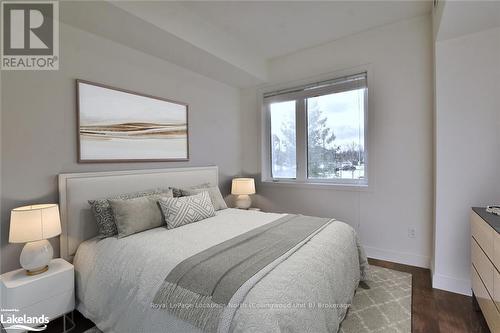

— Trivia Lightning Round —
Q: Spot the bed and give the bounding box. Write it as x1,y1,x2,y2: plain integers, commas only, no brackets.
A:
59,166,368,333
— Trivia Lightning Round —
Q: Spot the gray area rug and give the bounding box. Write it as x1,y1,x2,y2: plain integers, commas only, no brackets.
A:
84,266,412,333
340,266,412,333
83,327,102,333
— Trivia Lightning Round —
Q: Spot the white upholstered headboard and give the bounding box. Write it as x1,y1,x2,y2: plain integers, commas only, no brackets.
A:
58,166,219,261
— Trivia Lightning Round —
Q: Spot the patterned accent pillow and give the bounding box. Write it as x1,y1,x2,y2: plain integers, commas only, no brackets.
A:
158,191,216,229
88,188,172,238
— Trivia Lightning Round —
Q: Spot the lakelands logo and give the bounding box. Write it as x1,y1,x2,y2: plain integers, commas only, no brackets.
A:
1,308,49,331
1,1,59,70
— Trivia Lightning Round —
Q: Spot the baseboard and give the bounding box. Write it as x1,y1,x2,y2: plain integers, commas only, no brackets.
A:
364,245,472,296
432,272,471,296
364,245,430,269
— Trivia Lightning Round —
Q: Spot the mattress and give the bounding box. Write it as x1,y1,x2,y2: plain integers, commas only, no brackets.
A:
74,208,368,333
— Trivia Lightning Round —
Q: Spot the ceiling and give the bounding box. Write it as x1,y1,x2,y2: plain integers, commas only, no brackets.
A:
68,1,432,87
435,1,500,41
182,1,432,59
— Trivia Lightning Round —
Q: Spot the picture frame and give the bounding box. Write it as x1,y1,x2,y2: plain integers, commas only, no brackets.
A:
76,79,189,163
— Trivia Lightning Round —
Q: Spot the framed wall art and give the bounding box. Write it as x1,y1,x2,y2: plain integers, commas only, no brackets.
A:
76,80,189,162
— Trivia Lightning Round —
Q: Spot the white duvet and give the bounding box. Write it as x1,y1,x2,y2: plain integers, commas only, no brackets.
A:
74,209,368,333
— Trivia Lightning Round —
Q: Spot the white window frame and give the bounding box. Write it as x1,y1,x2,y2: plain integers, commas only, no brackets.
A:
261,72,369,188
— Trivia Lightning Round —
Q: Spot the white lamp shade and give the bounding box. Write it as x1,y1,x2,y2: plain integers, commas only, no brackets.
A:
231,178,256,195
9,204,62,243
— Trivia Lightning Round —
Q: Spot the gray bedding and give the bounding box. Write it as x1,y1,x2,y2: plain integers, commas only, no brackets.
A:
153,215,333,331
74,209,369,333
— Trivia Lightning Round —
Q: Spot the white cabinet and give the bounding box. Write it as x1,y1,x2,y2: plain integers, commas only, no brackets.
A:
0,258,75,331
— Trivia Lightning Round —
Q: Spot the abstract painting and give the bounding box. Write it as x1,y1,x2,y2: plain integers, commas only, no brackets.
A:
77,80,188,162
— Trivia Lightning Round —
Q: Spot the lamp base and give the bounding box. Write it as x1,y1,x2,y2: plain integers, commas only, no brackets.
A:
235,194,252,209
26,265,49,276
20,239,53,275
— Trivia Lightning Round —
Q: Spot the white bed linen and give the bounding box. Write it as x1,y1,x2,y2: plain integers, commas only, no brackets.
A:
74,209,366,333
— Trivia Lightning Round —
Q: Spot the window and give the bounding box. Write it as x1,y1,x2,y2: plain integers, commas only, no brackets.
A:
270,101,296,179
263,72,368,186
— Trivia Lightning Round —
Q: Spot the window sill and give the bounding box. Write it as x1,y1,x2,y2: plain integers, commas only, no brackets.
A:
260,179,371,192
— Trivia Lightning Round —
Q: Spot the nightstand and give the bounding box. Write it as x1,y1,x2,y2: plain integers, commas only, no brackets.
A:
0,258,75,332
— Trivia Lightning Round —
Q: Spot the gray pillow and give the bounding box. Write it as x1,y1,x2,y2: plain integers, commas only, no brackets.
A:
108,197,164,238
170,187,183,198
158,191,216,229
170,183,211,198
178,184,228,210
88,188,172,238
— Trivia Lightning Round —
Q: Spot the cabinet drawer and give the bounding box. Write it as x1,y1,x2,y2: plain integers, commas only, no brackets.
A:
472,211,494,259
0,263,73,310
494,232,500,271
10,289,74,330
495,269,500,313
472,238,495,295
472,266,500,332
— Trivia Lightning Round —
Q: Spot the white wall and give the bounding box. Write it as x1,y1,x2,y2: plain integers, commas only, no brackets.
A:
241,15,434,268
433,27,500,295
1,23,242,273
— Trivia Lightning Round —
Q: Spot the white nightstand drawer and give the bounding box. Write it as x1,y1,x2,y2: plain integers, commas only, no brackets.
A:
0,259,74,311
19,289,75,321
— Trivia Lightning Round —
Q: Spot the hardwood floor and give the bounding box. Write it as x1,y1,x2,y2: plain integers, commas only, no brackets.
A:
45,258,490,333
369,258,490,333
45,311,94,333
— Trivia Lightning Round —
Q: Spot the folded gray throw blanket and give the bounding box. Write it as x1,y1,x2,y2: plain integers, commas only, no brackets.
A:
152,214,333,331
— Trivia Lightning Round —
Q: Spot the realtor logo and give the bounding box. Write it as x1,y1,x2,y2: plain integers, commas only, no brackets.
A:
1,1,59,70
1,308,49,331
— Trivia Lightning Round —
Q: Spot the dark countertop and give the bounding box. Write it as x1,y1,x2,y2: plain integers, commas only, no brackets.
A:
473,207,500,233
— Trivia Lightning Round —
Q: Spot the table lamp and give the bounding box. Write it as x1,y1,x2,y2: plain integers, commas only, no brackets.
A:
9,204,62,275
231,178,256,209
